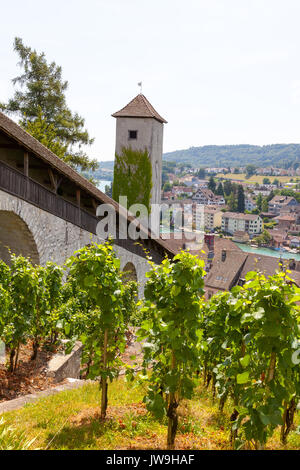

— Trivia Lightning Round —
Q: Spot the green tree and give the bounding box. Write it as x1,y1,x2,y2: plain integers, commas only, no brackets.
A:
0,255,37,372
163,182,172,192
208,175,216,193
138,252,205,449
104,182,112,198
216,182,224,196
253,229,272,246
197,168,206,179
261,197,269,212
21,109,66,160
245,165,256,179
256,193,263,211
263,178,271,185
30,262,63,360
1,37,98,173
228,191,237,211
237,185,245,213
223,180,233,196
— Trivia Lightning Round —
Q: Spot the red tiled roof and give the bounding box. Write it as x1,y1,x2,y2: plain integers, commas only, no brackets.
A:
222,212,260,221
269,195,296,205
275,215,296,221
205,251,247,290
112,94,167,123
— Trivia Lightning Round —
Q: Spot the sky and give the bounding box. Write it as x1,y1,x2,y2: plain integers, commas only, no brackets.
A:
1,0,300,161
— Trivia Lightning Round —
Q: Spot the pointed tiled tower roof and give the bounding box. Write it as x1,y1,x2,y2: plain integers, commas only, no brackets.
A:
112,94,167,123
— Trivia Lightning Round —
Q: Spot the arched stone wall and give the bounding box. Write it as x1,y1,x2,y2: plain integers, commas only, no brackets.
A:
0,210,40,265
0,189,150,296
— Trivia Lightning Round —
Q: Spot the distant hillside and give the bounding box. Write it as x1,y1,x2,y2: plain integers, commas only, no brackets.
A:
97,161,114,170
163,144,300,168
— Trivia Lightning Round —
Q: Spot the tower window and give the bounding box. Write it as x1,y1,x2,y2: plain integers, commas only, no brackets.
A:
128,130,138,140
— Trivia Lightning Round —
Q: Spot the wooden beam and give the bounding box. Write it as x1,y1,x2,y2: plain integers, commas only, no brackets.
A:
76,189,81,226
0,143,21,149
48,168,58,193
17,163,45,170
91,199,99,210
47,169,63,194
24,152,29,177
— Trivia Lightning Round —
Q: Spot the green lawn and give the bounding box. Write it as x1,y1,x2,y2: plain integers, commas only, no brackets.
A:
1,379,299,450
217,173,296,185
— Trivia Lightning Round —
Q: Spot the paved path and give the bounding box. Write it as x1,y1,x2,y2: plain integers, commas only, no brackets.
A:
0,331,144,415
0,378,88,414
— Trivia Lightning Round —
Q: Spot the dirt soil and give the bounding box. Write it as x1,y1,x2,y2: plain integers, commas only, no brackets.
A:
0,341,63,403
0,329,143,404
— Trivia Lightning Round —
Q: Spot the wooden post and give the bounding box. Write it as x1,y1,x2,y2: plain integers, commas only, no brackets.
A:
92,198,98,214
167,352,178,449
24,152,29,198
48,168,57,193
101,329,108,419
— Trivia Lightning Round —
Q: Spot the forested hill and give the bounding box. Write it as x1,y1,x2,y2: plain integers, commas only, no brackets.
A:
163,144,300,168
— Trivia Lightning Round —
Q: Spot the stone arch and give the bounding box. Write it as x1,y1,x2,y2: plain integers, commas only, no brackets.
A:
0,210,40,265
122,261,138,283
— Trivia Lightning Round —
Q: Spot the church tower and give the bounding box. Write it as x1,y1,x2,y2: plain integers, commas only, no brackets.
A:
112,94,167,208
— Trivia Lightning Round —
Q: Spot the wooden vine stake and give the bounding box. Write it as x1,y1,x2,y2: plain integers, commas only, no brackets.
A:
101,328,108,419
167,352,178,450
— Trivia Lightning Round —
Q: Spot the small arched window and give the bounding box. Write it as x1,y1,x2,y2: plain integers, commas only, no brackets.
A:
122,262,138,283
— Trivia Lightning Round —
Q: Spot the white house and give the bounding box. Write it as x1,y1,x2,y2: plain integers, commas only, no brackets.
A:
245,196,257,212
222,212,263,236
192,188,225,205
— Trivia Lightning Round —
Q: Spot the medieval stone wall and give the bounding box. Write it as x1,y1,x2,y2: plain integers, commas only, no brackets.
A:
0,189,149,296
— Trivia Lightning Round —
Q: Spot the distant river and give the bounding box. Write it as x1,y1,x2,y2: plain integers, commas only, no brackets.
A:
96,180,111,192
234,243,300,261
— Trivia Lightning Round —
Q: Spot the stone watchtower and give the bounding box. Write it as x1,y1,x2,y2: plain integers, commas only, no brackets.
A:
112,94,167,208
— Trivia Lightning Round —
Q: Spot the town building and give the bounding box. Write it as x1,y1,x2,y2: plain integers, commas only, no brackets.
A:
192,205,223,231
232,231,250,243
290,237,300,248
192,187,225,205
245,196,257,212
171,186,194,197
221,212,262,236
275,215,296,231
268,195,298,215
112,93,167,208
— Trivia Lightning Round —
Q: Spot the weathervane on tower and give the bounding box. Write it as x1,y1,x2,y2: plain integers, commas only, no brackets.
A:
137,81,142,94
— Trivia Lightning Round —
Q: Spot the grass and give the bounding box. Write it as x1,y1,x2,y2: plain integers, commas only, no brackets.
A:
1,378,299,450
217,173,297,185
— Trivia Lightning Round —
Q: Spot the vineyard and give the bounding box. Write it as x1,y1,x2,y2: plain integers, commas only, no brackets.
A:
0,241,299,450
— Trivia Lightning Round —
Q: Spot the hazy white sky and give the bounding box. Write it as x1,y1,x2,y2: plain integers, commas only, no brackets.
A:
1,0,300,161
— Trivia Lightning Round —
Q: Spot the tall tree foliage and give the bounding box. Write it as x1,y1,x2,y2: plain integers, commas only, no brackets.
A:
237,185,245,212
1,38,98,173
216,182,224,196
208,175,216,193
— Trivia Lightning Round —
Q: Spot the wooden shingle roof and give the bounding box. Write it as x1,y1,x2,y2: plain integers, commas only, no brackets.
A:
0,110,175,258
112,94,167,123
